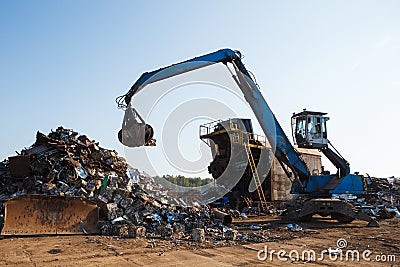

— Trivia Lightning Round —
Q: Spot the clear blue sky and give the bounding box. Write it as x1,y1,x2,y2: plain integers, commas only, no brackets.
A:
1,1,399,178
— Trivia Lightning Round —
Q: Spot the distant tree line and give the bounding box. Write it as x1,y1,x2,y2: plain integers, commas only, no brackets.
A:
153,174,214,187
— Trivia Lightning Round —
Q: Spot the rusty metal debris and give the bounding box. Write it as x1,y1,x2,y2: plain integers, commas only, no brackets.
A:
212,208,232,225
191,228,205,242
0,127,230,238
0,126,398,241
332,176,400,220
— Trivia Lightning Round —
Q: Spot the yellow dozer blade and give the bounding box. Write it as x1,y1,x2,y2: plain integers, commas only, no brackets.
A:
1,194,99,236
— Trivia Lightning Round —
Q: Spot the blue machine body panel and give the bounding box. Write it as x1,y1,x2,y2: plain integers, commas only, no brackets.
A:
302,174,365,194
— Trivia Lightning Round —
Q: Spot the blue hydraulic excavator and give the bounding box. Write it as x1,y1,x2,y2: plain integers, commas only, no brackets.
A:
116,48,378,226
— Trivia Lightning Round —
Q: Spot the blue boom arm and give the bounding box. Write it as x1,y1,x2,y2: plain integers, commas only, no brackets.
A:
120,49,242,107
117,49,314,191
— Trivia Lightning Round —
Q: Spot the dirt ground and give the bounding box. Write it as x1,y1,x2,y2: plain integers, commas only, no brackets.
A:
0,216,399,266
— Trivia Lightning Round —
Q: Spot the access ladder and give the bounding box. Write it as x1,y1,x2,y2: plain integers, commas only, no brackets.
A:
244,143,268,212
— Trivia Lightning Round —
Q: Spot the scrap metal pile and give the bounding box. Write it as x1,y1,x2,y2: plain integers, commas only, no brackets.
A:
365,177,400,218
333,176,400,219
0,127,132,201
1,127,399,239
0,127,238,240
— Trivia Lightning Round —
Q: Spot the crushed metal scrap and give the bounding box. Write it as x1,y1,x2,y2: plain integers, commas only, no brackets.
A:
0,127,399,240
0,127,233,240
334,176,400,219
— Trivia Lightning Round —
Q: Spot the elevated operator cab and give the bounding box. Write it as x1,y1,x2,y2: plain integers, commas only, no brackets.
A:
292,109,329,149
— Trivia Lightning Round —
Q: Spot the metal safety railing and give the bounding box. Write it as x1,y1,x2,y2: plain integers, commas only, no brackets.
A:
199,119,270,148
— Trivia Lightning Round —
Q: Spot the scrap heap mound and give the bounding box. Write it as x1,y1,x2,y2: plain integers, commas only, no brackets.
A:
355,177,400,219
0,127,129,199
0,127,216,238
2,127,398,240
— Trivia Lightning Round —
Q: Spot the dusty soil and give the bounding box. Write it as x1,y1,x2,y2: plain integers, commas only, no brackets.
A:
0,217,399,266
